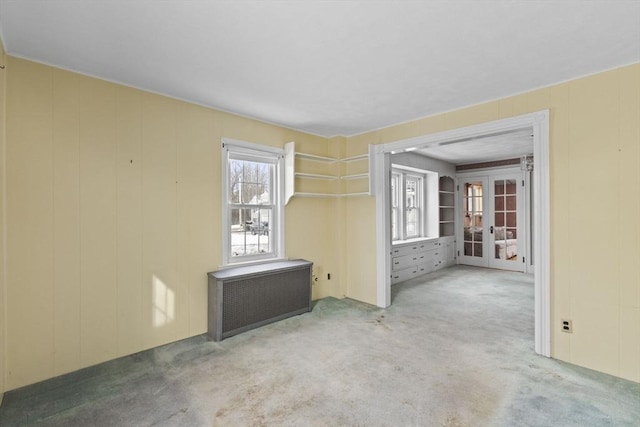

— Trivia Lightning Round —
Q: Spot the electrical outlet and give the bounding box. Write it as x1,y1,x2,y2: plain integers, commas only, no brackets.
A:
561,319,573,333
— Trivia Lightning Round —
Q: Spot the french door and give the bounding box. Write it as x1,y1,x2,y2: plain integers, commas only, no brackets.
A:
457,171,525,272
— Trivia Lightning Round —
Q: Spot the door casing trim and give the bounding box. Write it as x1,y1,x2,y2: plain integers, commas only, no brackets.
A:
371,110,551,357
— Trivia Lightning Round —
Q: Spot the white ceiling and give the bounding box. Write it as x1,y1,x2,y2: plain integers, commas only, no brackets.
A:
414,129,533,165
0,1,639,137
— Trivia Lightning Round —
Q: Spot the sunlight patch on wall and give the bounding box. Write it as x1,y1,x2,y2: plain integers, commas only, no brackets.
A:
152,275,175,327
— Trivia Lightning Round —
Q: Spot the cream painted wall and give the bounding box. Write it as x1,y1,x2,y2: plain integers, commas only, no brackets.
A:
2,56,340,391
0,40,7,397
346,63,640,383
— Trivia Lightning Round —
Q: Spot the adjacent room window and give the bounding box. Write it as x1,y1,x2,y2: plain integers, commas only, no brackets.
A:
391,172,400,240
222,138,284,265
391,167,424,241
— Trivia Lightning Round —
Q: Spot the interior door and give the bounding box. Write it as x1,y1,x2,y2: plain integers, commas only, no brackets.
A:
458,177,488,267
457,172,525,272
488,175,524,271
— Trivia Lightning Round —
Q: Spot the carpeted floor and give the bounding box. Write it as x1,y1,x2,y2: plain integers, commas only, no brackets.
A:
1,265,638,426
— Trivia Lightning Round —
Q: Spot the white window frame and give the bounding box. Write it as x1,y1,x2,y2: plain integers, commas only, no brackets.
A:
221,138,285,266
391,172,401,240
391,166,425,241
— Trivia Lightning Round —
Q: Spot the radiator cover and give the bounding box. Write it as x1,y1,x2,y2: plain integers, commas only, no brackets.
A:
207,259,313,341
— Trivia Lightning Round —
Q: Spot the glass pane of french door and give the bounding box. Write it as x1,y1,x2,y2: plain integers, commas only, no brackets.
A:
493,179,518,262
463,181,484,258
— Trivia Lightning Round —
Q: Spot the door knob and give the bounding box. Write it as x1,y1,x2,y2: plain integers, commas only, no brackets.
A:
490,226,494,234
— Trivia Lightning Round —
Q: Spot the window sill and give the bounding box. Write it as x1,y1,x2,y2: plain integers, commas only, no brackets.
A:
219,257,289,270
392,236,438,246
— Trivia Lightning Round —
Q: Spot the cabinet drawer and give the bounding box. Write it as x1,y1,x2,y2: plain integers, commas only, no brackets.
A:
392,253,419,270
391,244,420,257
416,248,438,264
391,240,440,257
391,266,418,284
416,262,436,276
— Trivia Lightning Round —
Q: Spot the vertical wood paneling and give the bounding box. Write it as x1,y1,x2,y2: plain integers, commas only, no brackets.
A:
115,87,144,356
5,59,55,388
442,102,501,131
567,72,621,376
176,105,193,335
179,105,217,335
571,302,620,377
79,77,118,368
141,94,180,349
617,64,640,382
547,83,571,361
617,64,640,310
52,69,81,375
497,94,529,118
0,41,7,394
568,72,620,307
344,197,377,304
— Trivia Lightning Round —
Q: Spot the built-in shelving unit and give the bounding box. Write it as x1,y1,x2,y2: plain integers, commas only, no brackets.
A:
439,176,455,237
285,142,371,203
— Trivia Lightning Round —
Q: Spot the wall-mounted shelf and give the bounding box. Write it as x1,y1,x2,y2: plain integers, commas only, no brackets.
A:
285,141,372,203
295,172,337,180
294,152,336,162
340,173,369,180
341,153,368,162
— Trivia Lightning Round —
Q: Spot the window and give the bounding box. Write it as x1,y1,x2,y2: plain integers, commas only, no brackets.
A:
391,173,400,240
391,167,425,241
222,138,284,265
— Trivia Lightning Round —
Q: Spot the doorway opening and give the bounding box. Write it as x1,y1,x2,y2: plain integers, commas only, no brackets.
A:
371,111,550,357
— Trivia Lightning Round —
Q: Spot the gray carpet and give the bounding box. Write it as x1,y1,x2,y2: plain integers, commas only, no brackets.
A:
1,265,638,426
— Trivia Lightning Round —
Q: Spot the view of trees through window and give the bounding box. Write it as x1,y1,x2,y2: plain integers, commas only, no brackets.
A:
228,158,273,257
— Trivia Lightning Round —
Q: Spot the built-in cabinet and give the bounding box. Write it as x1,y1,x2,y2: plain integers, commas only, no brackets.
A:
439,176,455,237
391,236,456,284
391,174,456,285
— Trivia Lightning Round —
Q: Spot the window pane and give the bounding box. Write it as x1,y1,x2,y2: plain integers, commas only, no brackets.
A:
229,158,272,204
405,179,417,208
474,243,483,258
391,174,399,208
406,208,417,237
391,208,398,240
230,208,272,257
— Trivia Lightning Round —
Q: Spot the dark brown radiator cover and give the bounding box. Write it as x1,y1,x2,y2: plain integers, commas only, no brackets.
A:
207,259,313,341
